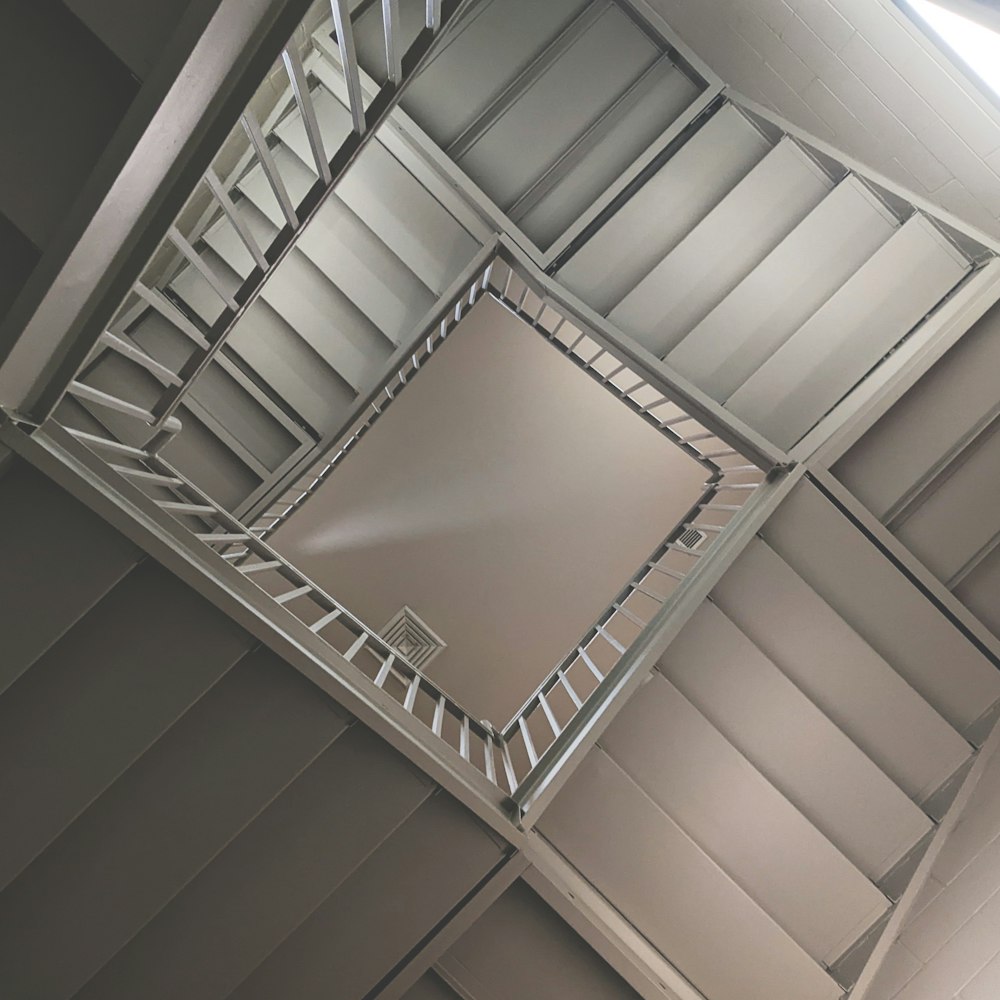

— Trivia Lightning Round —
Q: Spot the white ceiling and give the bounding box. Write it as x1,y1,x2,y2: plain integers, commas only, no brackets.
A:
648,0,1000,240
271,296,706,725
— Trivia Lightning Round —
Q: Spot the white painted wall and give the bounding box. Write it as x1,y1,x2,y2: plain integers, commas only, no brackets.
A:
866,734,1000,999
646,0,1000,239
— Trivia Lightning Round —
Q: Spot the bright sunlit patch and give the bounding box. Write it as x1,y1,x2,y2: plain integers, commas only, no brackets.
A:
910,1,1000,98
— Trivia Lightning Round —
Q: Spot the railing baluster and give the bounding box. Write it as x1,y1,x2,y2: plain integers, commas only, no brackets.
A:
432,695,446,736
167,226,238,311
241,110,299,227
68,381,182,433
240,559,283,575
426,0,441,30
99,331,181,386
204,167,268,271
538,691,561,738
275,584,312,605
196,532,251,544
501,740,518,794
403,673,421,712
460,715,471,760
577,646,604,682
484,735,497,784
157,500,218,515
558,669,583,710
344,632,368,662
282,46,332,184
612,602,647,629
647,561,685,581
108,465,183,486
595,624,626,654
374,653,395,687
330,0,367,134
65,427,149,460
310,607,343,631
518,716,539,767
382,0,402,83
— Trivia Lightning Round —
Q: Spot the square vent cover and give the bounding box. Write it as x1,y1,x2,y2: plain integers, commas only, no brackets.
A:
677,527,707,550
380,606,447,670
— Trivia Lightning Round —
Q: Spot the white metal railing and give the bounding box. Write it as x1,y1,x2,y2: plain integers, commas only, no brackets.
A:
49,0,474,454
58,422,507,787
247,257,498,541
48,244,772,814
499,463,763,790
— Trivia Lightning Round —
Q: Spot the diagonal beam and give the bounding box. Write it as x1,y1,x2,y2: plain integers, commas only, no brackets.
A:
522,833,707,1000
365,851,529,1000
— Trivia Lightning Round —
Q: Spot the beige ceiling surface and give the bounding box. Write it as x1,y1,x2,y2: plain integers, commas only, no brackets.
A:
271,296,706,724
649,0,1000,241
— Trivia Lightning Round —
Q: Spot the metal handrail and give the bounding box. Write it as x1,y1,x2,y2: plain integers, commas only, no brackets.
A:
46,0,477,446
499,464,764,781
247,256,497,540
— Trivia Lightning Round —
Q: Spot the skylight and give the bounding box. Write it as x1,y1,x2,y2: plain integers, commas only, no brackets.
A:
909,1,1000,98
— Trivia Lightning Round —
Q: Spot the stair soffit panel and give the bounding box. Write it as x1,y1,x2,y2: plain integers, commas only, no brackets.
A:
350,0,711,254
537,748,844,1000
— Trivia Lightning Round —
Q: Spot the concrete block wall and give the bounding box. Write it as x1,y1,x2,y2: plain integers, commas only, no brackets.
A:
647,0,1000,240
867,739,1000,999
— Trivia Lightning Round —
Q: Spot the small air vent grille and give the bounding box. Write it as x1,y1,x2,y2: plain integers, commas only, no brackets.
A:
380,606,447,669
677,527,707,550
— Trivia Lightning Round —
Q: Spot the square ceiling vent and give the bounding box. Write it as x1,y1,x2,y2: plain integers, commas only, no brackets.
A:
381,606,447,670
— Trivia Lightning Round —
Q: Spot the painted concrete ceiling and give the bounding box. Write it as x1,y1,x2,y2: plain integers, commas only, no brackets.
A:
271,295,706,724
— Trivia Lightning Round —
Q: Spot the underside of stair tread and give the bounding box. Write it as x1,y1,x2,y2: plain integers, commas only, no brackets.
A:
443,880,645,1000
453,3,662,212
0,648,351,1000
72,725,438,1000
124,312,301,472
557,103,773,315
226,794,505,1000
608,137,834,358
666,174,900,402
711,536,971,802
600,671,890,964
368,0,712,250
0,461,141,698
273,84,479,294
659,600,934,881
206,187,434,354
894,422,1000,583
726,215,972,449
513,58,700,248
538,749,844,1000
79,311,297,508
0,561,253,896
391,0,593,148
227,299,356,437
763,481,1000,732
832,300,1000,521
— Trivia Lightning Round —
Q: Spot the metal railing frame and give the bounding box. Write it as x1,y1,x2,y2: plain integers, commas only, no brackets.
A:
21,0,478,452
34,233,781,825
